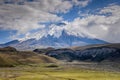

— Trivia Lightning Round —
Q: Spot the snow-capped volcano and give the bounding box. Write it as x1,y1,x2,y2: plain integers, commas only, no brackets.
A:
0,28,107,50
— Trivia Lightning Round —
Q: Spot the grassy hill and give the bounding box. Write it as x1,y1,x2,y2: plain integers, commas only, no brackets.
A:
0,47,58,67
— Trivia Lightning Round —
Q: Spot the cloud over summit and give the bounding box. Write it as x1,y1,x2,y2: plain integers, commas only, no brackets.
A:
0,0,120,43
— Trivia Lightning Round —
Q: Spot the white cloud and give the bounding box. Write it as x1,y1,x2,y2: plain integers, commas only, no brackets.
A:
25,0,73,13
72,0,91,7
0,0,91,34
3,0,120,43
65,5,120,43
0,4,62,33
13,4,120,43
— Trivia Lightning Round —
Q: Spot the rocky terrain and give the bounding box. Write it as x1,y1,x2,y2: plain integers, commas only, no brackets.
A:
34,43,120,62
34,43,120,71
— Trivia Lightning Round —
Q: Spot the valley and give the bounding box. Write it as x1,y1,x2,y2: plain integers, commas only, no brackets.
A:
0,0,120,80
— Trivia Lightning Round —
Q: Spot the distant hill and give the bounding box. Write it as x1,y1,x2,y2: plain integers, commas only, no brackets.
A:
34,43,120,63
71,43,120,50
0,47,57,67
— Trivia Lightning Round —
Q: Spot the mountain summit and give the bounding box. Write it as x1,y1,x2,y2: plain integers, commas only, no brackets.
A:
0,29,107,50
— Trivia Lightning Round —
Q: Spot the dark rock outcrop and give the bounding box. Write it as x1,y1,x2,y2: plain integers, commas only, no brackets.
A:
33,47,55,54
34,46,120,62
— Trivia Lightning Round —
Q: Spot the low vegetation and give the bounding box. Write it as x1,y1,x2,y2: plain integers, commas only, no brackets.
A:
45,63,59,68
0,63,120,80
0,46,120,80
0,47,58,67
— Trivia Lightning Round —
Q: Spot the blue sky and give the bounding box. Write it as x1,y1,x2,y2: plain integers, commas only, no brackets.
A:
0,0,120,44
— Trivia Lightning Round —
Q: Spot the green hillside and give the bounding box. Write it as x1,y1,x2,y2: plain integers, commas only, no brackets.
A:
0,47,57,67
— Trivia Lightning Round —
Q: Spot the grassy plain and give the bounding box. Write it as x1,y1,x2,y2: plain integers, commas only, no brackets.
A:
0,63,120,80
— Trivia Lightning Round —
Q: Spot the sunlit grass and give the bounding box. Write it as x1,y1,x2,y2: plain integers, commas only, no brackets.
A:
0,64,120,80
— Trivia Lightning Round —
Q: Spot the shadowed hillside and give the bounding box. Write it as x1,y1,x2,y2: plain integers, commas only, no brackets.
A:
33,43,120,71
34,43,120,62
